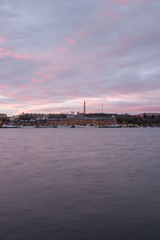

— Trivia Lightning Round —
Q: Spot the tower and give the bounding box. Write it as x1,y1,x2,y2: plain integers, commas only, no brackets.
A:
84,101,86,115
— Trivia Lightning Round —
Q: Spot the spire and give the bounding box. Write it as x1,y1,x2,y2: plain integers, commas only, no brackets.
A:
84,101,86,115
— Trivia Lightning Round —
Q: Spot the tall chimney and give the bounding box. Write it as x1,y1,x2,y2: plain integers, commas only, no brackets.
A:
84,101,86,115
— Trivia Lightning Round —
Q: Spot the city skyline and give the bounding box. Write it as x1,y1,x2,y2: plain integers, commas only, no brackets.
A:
0,0,160,116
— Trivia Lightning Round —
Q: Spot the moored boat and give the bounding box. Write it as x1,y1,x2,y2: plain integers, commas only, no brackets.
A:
2,124,17,128
105,124,121,128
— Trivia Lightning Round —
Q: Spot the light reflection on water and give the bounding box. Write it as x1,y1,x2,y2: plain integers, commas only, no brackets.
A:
0,128,160,240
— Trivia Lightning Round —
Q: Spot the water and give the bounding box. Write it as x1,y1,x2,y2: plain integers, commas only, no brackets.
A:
0,128,160,240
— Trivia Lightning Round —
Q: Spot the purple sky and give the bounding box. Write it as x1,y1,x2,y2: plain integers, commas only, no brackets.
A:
0,0,160,116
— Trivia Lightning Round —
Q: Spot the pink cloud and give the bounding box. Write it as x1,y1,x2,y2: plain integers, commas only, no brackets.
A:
115,0,155,7
0,37,5,42
0,48,32,60
34,72,57,80
12,53,30,60
77,28,88,38
63,37,76,47
0,47,49,62
0,85,10,89
31,78,46,84
67,37,76,46
31,72,58,83
56,46,71,54
0,47,10,58
123,106,160,113
4,92,15,97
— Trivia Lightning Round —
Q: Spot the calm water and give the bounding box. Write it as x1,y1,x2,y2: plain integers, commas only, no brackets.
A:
0,128,160,240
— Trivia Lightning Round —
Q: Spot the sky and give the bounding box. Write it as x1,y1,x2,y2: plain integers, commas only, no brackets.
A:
0,0,160,116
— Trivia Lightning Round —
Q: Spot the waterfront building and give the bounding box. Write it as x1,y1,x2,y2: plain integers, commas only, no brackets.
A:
45,115,117,126
0,113,7,119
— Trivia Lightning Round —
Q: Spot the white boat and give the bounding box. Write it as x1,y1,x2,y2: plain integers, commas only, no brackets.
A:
22,126,37,128
105,124,121,128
